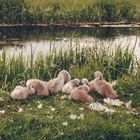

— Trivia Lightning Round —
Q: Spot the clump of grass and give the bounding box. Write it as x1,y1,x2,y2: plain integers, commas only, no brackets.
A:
69,45,136,81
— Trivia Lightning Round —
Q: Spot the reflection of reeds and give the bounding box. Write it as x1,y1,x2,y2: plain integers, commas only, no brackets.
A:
0,44,137,90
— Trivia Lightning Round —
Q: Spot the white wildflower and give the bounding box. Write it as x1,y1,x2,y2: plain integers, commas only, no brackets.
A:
133,124,136,127
0,97,4,102
127,110,138,115
126,111,130,114
130,93,133,97
69,114,77,120
60,132,64,136
18,108,23,113
77,113,84,120
62,122,68,126
47,115,53,119
79,107,84,112
50,107,55,111
37,103,42,109
132,111,139,115
0,110,5,115
104,108,115,113
60,94,67,99
125,100,132,109
111,80,117,86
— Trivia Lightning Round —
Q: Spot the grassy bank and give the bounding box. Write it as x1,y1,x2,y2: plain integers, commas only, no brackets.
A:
0,0,140,24
27,0,140,9
0,45,140,139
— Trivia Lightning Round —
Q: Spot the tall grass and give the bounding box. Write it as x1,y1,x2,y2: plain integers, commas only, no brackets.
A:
0,44,137,91
0,0,140,24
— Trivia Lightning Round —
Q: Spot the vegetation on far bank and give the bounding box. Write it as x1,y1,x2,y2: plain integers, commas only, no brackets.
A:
0,45,140,139
0,0,140,24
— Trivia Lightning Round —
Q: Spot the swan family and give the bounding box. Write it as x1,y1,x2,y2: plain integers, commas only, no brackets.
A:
11,70,118,104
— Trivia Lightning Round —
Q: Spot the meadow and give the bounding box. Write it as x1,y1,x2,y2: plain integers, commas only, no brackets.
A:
0,45,140,139
0,0,140,24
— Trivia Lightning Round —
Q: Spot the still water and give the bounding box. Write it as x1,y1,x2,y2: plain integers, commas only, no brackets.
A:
0,26,140,59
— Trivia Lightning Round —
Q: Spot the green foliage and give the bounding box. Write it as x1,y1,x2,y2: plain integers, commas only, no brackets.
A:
0,0,26,23
0,0,139,23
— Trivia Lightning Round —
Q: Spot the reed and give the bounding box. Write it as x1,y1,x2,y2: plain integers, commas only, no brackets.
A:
0,44,137,90
0,0,140,24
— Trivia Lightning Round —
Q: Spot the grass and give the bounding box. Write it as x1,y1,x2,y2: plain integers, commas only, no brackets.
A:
0,0,140,24
0,44,140,139
27,0,140,11
0,93,140,140
25,0,140,22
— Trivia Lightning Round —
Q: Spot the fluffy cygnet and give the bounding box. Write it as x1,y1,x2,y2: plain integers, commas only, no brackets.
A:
62,78,80,94
94,71,103,80
47,70,71,94
70,85,94,103
82,78,96,92
26,79,49,96
11,86,35,100
92,71,118,99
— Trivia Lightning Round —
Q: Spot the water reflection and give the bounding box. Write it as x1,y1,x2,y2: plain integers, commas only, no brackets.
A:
0,26,140,39
0,26,140,59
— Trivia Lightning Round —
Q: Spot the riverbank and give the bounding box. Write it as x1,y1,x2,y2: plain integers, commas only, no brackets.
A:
0,46,140,139
0,0,140,24
0,22,140,28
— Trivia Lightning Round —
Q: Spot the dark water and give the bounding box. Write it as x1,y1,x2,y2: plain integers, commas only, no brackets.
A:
0,26,140,59
1,25,140,39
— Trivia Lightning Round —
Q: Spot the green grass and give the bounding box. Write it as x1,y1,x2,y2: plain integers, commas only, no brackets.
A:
0,44,140,139
0,0,140,23
129,0,140,9
0,92,140,140
27,0,140,10
27,0,96,10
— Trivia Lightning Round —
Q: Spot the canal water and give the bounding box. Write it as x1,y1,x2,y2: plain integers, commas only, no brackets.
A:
0,26,140,59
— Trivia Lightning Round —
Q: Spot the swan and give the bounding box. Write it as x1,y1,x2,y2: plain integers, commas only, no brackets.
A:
26,79,49,96
11,86,35,100
47,70,71,94
62,78,80,94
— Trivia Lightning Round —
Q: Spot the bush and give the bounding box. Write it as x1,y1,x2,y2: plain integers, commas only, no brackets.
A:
0,0,27,23
0,0,139,23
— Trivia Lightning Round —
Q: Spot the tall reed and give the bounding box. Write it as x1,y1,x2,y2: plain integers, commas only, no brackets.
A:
0,44,137,90
0,0,139,24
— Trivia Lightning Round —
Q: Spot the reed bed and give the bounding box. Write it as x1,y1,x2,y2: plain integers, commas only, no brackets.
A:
0,0,140,24
0,44,137,91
